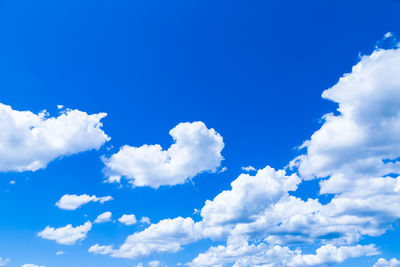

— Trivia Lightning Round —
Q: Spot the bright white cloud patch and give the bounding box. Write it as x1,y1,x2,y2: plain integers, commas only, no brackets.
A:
374,258,400,267
241,165,256,172
94,212,112,224
89,47,400,266
89,217,202,258
102,121,224,188
38,221,92,245
190,243,377,267
21,264,46,267
55,194,113,210
0,104,109,172
0,257,9,266
140,216,151,224
118,214,137,225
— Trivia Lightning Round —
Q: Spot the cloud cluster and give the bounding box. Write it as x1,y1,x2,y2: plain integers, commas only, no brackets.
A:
56,194,113,210
0,104,109,172
102,121,224,188
89,47,400,266
38,221,92,245
0,258,9,266
374,258,400,267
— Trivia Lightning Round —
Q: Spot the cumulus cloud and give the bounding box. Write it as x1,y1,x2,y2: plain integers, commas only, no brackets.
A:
374,258,400,267
241,165,256,172
94,212,112,224
102,121,224,188
89,217,202,258
0,104,109,172
90,47,400,266
38,221,92,245
140,216,151,224
190,243,377,266
118,214,137,225
55,194,113,210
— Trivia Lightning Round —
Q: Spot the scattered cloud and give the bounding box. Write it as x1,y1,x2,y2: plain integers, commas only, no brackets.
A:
219,167,228,173
374,258,400,267
55,194,113,210
118,214,137,226
94,211,112,224
38,221,92,245
140,216,151,224
102,121,224,188
55,250,65,255
241,165,256,172
21,265,45,267
0,104,109,172
89,217,202,258
9,180,15,185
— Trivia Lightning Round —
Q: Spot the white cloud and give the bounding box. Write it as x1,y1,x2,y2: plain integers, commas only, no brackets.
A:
21,265,45,267
219,167,228,173
374,258,400,267
201,166,300,238
55,250,65,255
0,104,109,172
102,121,224,188
148,261,160,267
241,165,256,172
89,47,400,267
190,243,377,266
0,257,9,266
291,47,400,183
38,221,92,245
89,217,202,259
140,216,151,224
94,211,112,224
55,194,113,210
9,180,15,185
118,214,137,225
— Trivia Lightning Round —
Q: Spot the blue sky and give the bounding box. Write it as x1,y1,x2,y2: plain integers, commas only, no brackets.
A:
1,0,400,266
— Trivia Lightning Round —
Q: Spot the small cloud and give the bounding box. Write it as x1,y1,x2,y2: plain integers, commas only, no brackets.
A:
140,216,151,224
55,250,65,255
57,105,64,110
241,165,256,172
148,261,160,267
384,32,393,39
94,212,112,224
9,180,15,185
0,257,10,266
219,167,228,173
119,214,137,225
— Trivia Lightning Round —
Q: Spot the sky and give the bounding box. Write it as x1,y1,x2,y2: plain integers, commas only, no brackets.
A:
1,0,400,266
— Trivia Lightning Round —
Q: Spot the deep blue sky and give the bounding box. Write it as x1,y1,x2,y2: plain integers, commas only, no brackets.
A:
0,0,399,266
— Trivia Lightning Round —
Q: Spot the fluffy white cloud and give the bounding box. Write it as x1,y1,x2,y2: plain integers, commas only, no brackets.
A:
102,121,224,188
89,217,202,259
55,194,113,210
0,258,9,266
118,214,137,225
0,104,109,172
21,265,45,267
140,216,151,224
38,221,92,245
291,47,400,182
241,165,256,172
94,211,112,224
190,243,377,267
374,258,400,267
200,166,300,238
89,47,400,267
